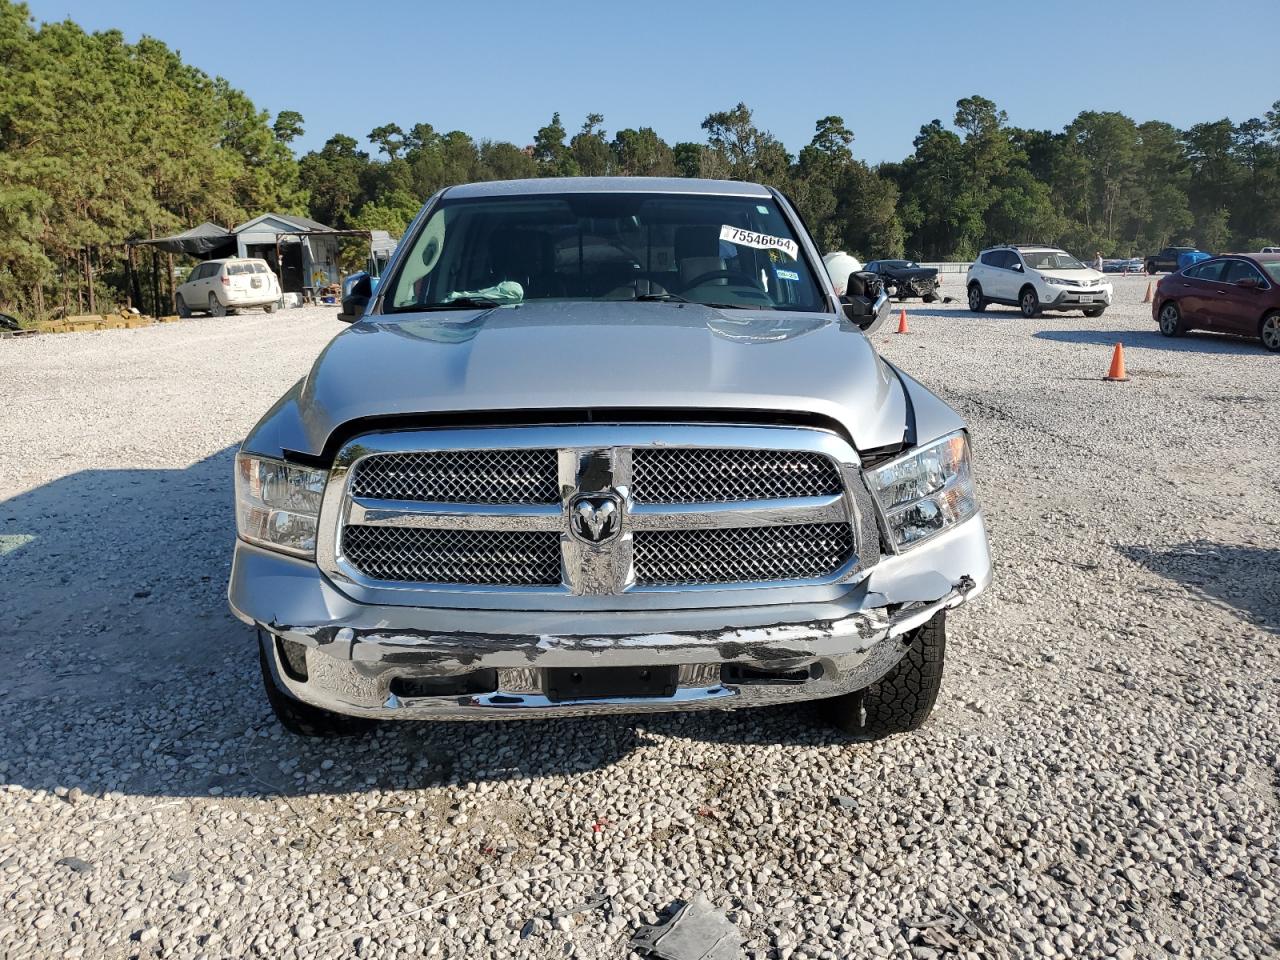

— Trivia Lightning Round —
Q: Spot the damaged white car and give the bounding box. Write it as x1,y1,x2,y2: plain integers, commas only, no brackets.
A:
228,177,992,739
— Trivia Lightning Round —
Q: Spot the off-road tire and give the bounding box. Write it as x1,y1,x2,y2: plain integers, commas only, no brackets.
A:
1260,311,1280,352
258,637,377,738
1158,301,1184,338
1019,286,1041,318
176,295,191,319
1084,307,1106,318
823,611,946,740
208,294,226,318
967,283,987,313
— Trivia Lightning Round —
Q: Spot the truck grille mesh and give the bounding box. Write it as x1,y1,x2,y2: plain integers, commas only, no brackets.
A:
349,449,559,504
631,448,842,503
341,525,562,585
633,523,854,585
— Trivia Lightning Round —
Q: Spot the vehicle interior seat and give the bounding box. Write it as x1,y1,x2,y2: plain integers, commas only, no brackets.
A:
675,225,727,287
488,229,564,298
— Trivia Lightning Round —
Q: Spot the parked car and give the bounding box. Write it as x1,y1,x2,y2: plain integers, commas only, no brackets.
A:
863,259,940,302
1261,246,1280,254
176,258,280,317
228,176,992,741
1144,246,1201,274
966,245,1113,318
1153,253,1280,351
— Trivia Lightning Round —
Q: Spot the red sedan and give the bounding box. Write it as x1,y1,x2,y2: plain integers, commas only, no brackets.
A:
1153,253,1280,352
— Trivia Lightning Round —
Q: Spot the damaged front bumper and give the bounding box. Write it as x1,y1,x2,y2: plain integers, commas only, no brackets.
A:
228,514,992,720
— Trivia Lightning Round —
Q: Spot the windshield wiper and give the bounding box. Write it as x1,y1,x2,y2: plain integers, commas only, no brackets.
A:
632,292,689,303
416,296,507,311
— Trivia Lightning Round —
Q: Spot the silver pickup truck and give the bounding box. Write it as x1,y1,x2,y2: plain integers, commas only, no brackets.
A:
228,177,991,740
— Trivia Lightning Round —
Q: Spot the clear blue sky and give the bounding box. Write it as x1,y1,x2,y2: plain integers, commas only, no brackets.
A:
24,0,1280,163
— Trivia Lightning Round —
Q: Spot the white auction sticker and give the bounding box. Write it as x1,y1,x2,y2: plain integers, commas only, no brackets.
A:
719,225,799,260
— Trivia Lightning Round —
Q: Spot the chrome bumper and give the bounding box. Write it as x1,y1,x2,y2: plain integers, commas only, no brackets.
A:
229,514,991,720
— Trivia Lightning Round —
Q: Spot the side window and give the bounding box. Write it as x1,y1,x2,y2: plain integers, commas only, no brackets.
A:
1188,261,1224,282
1220,260,1263,285
979,251,1001,267
1000,251,1021,270
191,264,208,281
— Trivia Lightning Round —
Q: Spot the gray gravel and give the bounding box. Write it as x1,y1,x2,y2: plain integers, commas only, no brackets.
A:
1,284,1278,959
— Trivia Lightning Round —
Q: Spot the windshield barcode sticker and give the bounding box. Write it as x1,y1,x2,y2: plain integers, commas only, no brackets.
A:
719,225,799,260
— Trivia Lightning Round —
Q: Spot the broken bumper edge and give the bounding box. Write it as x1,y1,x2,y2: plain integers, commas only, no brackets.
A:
230,514,991,720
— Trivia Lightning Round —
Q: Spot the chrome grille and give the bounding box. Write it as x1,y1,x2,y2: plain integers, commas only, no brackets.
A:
633,523,854,585
341,525,561,585
631,448,842,503
350,449,558,504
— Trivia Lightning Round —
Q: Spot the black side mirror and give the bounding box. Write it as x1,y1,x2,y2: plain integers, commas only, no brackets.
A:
338,273,372,323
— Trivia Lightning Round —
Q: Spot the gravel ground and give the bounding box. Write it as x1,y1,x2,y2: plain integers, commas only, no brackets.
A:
1,280,1277,960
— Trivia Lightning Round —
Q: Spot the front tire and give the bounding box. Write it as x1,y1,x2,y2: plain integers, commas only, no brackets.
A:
967,283,987,313
263,303,276,314
1084,307,1105,318
1260,311,1280,352
1019,286,1041,318
1158,301,1184,338
258,636,377,738
208,294,226,318
823,612,947,740
176,295,191,319
922,293,938,304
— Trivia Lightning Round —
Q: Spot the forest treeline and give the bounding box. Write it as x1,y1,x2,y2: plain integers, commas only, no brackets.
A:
3,0,1279,321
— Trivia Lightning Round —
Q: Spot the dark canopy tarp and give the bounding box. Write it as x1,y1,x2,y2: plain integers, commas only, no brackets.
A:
131,222,234,257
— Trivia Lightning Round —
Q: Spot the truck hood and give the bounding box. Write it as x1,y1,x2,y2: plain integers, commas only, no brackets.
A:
247,301,914,458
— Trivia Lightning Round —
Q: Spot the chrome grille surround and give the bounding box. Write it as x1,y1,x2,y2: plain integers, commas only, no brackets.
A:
318,425,879,611
631,448,842,503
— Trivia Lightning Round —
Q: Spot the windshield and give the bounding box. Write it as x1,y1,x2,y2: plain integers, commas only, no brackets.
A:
883,260,920,269
1023,250,1086,270
383,193,825,313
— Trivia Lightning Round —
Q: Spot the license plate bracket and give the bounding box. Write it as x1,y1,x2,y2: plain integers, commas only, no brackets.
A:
544,666,679,702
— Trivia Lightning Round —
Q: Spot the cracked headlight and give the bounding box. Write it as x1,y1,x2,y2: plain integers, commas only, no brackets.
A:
867,432,978,550
235,454,328,558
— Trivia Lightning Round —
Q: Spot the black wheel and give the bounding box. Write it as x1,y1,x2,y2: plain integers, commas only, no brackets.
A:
823,612,947,740
922,293,938,304
966,283,987,313
208,293,226,318
258,635,377,738
263,303,276,314
1146,262,1157,276
1158,301,1183,338
176,295,191,319
1084,307,1105,318
1260,312,1280,352
1019,286,1041,318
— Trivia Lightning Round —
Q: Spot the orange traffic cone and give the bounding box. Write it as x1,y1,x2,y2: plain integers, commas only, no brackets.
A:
896,309,909,334
1142,281,1153,304
1104,342,1129,382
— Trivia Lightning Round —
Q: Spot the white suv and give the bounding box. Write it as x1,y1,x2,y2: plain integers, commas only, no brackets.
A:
966,245,1113,318
176,258,281,317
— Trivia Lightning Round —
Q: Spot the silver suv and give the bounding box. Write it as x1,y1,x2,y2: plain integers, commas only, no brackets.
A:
967,245,1113,318
228,178,992,740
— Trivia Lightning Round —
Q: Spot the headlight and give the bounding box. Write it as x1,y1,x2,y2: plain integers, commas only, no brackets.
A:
867,432,978,550
1043,276,1073,287
235,454,328,558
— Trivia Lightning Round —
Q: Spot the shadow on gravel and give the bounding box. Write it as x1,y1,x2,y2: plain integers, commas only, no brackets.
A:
0,451,850,802
1121,540,1280,633
1036,328,1266,355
